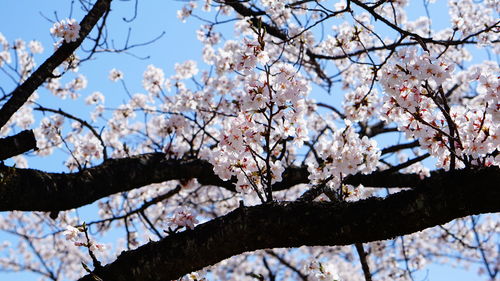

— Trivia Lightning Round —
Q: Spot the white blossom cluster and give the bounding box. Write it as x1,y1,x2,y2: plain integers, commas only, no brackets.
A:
108,68,124,82
45,74,87,100
343,86,381,122
50,18,81,43
305,260,341,281
35,114,65,156
0,33,10,67
166,207,199,230
306,122,380,194
209,43,310,193
142,64,165,95
175,60,199,80
63,225,106,253
380,47,499,169
177,1,197,23
65,133,104,171
0,35,39,81
449,0,499,48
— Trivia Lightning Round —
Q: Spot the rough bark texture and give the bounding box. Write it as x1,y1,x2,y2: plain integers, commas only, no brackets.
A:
0,0,112,129
0,152,454,212
0,154,221,211
0,130,37,160
78,167,500,281
0,153,302,211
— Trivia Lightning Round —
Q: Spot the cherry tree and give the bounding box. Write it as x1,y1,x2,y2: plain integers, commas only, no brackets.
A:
0,0,498,280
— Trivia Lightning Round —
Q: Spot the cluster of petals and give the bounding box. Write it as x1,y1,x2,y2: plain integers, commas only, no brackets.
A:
182,272,207,281
0,36,40,81
63,133,104,171
167,207,199,230
85,91,105,105
50,19,80,43
174,60,198,80
209,44,310,193
177,1,197,23
108,68,124,82
305,260,341,281
380,47,499,169
307,123,380,190
142,64,165,95
211,114,268,192
449,0,499,47
37,115,65,147
343,86,380,122
233,39,270,74
63,225,80,241
62,225,106,253
0,32,10,67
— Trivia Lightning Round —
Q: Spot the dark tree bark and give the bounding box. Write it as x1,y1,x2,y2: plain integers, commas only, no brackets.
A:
0,151,470,212
77,166,499,281
0,154,222,211
0,130,37,160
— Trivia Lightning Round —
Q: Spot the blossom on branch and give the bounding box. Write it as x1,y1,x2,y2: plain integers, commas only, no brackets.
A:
50,19,81,43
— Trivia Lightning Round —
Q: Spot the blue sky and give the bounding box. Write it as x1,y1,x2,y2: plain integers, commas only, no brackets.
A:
0,1,490,280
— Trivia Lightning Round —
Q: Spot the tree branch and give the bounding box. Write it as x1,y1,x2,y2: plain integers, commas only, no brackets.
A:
2,150,493,212
0,154,222,212
0,153,303,212
78,166,500,281
0,130,37,160
355,243,373,281
0,150,464,212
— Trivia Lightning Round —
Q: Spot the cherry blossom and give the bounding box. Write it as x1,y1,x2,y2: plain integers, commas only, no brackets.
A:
50,18,81,43
108,68,124,82
167,207,199,230
63,225,80,241
305,260,341,281
0,1,498,280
